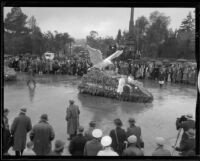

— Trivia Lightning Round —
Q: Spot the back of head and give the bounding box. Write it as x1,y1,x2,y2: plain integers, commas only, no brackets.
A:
77,126,84,134
89,121,96,128
114,118,123,127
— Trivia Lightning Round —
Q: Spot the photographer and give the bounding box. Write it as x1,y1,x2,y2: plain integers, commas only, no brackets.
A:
176,114,195,147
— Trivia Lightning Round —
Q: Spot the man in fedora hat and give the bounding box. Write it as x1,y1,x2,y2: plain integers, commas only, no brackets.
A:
122,135,144,156
97,136,118,156
84,129,103,156
69,126,87,156
11,108,32,156
175,128,195,156
30,114,55,155
84,121,96,141
126,118,143,149
152,137,171,156
176,113,195,148
49,140,65,156
66,100,80,140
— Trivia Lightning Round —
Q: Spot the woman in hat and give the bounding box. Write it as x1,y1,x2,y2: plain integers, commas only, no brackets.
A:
109,118,126,155
30,114,55,155
97,136,118,156
11,108,32,156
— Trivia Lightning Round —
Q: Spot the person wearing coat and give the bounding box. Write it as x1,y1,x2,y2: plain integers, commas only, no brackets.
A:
152,137,171,156
175,128,195,156
69,126,87,156
126,118,143,149
176,113,195,148
11,108,32,156
30,114,55,155
66,100,80,140
84,129,103,156
109,118,127,155
3,108,11,154
122,135,144,156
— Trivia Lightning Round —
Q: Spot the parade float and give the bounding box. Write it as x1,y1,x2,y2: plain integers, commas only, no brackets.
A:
78,45,153,103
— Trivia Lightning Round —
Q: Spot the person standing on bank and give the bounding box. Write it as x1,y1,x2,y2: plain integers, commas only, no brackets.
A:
126,118,144,149
30,114,55,155
66,100,80,140
69,126,87,156
122,135,144,156
109,118,127,155
11,108,32,156
152,137,171,156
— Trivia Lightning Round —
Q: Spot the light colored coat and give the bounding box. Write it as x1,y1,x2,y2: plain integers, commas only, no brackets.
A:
66,104,80,135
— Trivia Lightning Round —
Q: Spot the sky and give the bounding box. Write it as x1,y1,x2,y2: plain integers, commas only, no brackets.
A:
4,7,195,39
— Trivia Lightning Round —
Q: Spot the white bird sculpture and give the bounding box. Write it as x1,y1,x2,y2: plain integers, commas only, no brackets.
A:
86,45,123,70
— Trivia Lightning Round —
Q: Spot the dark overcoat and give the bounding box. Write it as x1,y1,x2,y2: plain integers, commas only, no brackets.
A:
11,113,32,151
30,120,55,155
66,104,80,135
110,127,127,155
126,125,143,148
69,134,87,155
84,139,102,156
122,144,144,156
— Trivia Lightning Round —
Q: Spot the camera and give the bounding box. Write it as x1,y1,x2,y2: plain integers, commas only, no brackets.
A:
176,115,187,130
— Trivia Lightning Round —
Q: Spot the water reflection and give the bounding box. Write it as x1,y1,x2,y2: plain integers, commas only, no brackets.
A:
27,80,36,102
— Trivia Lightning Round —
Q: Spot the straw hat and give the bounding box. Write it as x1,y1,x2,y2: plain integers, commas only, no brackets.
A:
155,137,165,146
101,136,112,147
92,129,102,138
127,135,137,144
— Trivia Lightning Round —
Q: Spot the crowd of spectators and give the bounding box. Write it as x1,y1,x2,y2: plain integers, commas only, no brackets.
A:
115,60,197,85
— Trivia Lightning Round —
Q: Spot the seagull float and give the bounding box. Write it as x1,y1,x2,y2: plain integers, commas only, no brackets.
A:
86,45,123,70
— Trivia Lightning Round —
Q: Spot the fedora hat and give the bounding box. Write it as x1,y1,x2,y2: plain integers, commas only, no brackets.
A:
40,114,48,121
54,140,65,152
20,108,27,114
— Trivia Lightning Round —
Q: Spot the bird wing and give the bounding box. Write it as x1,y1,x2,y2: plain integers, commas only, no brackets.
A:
105,50,123,62
86,45,103,65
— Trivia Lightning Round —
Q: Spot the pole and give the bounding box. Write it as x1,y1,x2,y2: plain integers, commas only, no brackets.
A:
172,128,182,156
